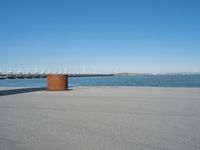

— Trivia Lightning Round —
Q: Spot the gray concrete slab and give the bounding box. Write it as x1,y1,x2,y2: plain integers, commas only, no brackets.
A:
0,87,200,150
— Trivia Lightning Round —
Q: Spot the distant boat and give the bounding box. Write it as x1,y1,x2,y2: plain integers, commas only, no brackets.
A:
26,74,34,79
41,74,47,78
34,74,40,78
0,75,7,79
7,74,16,79
16,74,25,79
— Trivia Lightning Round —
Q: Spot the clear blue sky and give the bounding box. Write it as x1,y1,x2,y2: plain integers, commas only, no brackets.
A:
0,0,200,73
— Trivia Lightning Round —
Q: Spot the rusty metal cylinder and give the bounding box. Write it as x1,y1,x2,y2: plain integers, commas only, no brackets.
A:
47,74,68,91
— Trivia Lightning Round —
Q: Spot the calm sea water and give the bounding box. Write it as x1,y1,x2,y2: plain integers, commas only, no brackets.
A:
0,75,200,88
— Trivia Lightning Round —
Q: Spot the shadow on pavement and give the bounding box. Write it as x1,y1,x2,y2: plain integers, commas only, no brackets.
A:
0,87,46,96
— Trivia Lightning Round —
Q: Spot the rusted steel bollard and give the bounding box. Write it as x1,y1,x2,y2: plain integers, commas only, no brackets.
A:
47,74,68,91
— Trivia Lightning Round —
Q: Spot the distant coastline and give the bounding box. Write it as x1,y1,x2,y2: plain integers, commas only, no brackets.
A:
114,72,200,76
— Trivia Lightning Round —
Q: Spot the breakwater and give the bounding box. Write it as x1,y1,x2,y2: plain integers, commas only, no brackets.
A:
0,73,114,79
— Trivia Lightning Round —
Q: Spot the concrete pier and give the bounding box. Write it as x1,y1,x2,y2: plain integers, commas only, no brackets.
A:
0,87,200,150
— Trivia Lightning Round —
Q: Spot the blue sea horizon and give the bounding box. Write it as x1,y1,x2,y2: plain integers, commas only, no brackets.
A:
0,75,200,88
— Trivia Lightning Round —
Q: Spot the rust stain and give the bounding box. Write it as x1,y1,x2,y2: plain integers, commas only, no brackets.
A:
47,74,68,91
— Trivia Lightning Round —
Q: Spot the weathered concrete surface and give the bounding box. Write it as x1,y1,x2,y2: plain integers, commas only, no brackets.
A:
0,87,200,150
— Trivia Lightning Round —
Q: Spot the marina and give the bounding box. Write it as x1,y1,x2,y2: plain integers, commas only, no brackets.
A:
1,75,200,88
0,73,114,79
